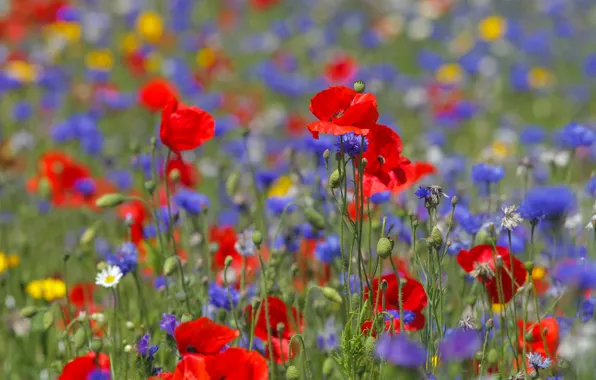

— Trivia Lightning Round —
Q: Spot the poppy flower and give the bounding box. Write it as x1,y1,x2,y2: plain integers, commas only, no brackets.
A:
250,0,280,10
457,245,527,304
324,55,358,85
164,155,200,188
363,273,428,332
68,283,94,309
160,97,216,153
205,348,268,380
245,295,302,363
117,199,148,245
307,86,379,139
58,352,110,380
174,317,240,356
149,354,210,380
359,125,436,196
139,78,178,112
517,317,559,361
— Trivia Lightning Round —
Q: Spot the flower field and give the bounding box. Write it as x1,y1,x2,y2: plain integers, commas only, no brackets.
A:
2,0,596,379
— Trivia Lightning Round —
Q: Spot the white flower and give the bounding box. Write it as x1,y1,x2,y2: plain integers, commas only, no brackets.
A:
501,205,523,231
565,213,583,230
95,265,123,288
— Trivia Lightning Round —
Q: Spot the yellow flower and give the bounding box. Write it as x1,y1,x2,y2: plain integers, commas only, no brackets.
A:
26,278,66,301
436,63,463,84
86,49,114,71
136,11,163,43
492,141,510,160
478,16,506,42
0,254,7,274
268,176,294,198
146,52,162,73
7,254,19,268
528,67,554,89
48,21,82,42
5,60,38,83
492,303,505,313
121,33,139,54
196,48,216,68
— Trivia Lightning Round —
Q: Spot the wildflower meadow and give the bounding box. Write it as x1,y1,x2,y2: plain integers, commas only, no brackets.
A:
3,0,596,379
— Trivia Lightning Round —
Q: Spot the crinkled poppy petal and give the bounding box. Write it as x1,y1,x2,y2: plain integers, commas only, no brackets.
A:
405,312,426,331
362,171,394,197
309,86,356,121
362,124,403,173
389,162,436,194
174,317,240,355
333,97,379,128
58,352,110,380
172,354,211,380
206,348,268,380
457,249,475,272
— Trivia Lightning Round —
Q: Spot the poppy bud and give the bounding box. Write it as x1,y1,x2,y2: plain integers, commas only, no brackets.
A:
252,230,263,248
524,261,534,274
321,287,343,304
164,256,179,276
20,306,38,318
226,171,240,196
487,223,496,236
150,137,157,147
329,169,342,189
305,207,326,230
361,158,368,167
181,314,193,323
97,261,108,271
495,255,504,268
485,319,494,330
90,338,103,352
380,279,389,291
412,219,419,229
224,255,233,269
144,180,156,194
428,227,443,249
364,336,376,359
451,196,458,206
169,168,181,183
276,322,285,335
377,237,393,259
43,310,54,330
73,328,87,350
95,193,126,208
251,297,261,310
323,149,331,161
354,80,366,93
286,365,299,380
524,332,534,342
322,357,334,376
80,225,98,247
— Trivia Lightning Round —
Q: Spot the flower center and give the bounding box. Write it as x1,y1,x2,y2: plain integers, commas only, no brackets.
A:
105,275,115,284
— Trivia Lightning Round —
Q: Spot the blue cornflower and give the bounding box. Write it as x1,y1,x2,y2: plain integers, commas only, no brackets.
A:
208,283,239,311
74,178,96,196
384,310,416,325
557,122,596,148
12,102,33,121
316,317,339,351
586,176,596,197
87,369,111,380
266,196,296,216
300,223,325,240
438,328,481,362
520,125,546,145
526,352,552,371
174,189,211,215
554,259,596,289
136,333,159,358
154,276,172,291
375,334,426,368
107,170,133,191
370,191,391,204
580,297,595,322
159,313,179,337
315,235,341,264
415,186,431,199
471,163,505,184
335,133,368,156
519,186,575,222
106,242,138,276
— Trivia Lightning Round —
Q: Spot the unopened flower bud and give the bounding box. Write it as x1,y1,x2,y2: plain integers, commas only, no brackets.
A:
168,168,180,183
124,344,133,353
95,193,126,208
20,306,38,318
276,322,285,334
129,141,141,154
376,237,393,259
322,357,334,376
163,256,179,277
97,261,108,271
524,261,534,274
354,80,366,93
361,158,368,167
485,319,494,330
286,365,299,380
38,177,52,199
144,180,156,194
495,255,504,268
380,280,389,291
181,314,193,323
329,169,342,189
323,149,331,161
451,196,458,206
364,336,376,359
305,207,326,230
226,172,240,196
428,226,443,249
150,137,157,147
125,321,134,330
90,338,103,352
321,287,343,304
525,332,534,342
290,264,299,277
487,348,498,364
252,230,263,248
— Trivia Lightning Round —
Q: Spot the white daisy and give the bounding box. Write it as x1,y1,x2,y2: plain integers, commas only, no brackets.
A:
95,265,123,288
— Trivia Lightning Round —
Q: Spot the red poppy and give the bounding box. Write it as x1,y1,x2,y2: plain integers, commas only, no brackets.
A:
324,55,358,85
358,125,435,197
117,198,148,245
517,317,559,361
457,245,527,304
58,352,110,380
164,155,200,188
363,273,428,331
139,78,178,112
126,51,147,77
245,295,302,364
206,348,268,380
68,283,94,309
307,86,378,139
250,0,280,10
174,317,240,356
149,354,210,380
160,97,215,153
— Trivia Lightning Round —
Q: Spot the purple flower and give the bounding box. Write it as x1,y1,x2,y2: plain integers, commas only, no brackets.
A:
159,313,180,337
554,259,596,289
438,328,481,362
87,369,111,380
375,334,426,368
136,333,159,358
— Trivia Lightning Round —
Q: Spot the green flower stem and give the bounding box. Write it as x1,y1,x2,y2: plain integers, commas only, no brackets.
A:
132,270,149,329
289,333,313,380
256,249,276,379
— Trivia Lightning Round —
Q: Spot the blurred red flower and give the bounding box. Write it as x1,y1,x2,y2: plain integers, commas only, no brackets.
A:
517,317,559,362
160,97,215,153
324,55,358,85
174,317,240,356
139,79,178,112
58,352,110,380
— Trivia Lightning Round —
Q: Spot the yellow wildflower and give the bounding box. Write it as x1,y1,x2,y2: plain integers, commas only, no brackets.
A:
528,67,554,89
492,141,510,160
136,11,163,43
196,48,216,68
0,254,7,273
436,63,463,84
86,49,114,71
146,52,162,73
121,33,139,54
492,303,505,313
478,16,506,42
268,176,294,198
26,278,66,301
5,60,38,83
